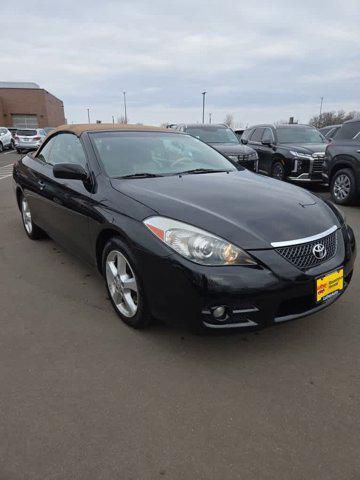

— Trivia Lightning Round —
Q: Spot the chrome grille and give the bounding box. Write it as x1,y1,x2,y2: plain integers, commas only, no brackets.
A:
275,231,337,270
312,157,324,173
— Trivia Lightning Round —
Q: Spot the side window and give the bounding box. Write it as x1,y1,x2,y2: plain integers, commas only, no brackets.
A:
242,128,255,141
262,128,274,143
250,128,265,142
336,122,360,140
50,133,87,167
331,126,341,139
37,137,56,163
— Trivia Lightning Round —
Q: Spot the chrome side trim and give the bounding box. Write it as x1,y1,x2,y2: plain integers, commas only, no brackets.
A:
289,173,310,180
233,307,259,314
202,307,259,315
203,319,258,329
271,225,338,248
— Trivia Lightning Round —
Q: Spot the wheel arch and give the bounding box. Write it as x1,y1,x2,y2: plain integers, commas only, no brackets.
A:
271,155,289,175
329,155,358,182
95,227,130,274
16,186,24,210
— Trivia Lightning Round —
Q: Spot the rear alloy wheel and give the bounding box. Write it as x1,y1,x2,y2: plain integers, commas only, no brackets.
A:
20,194,46,239
271,160,285,181
331,168,357,205
103,238,151,328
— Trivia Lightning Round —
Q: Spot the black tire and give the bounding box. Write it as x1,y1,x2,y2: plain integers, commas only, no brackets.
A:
0,142,3,153
330,168,357,205
271,160,285,180
20,193,47,240
102,237,151,329
16,149,21,154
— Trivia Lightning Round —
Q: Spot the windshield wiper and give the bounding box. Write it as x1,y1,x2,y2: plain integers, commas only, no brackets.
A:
117,172,164,179
179,168,231,175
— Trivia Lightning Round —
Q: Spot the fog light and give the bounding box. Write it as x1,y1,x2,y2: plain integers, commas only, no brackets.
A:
213,306,226,319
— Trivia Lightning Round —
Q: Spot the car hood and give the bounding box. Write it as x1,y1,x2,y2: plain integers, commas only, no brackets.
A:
208,143,255,156
111,170,338,249
280,143,327,154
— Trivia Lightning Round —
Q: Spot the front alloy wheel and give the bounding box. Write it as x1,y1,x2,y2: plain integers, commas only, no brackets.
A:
103,238,151,328
331,168,356,205
106,250,138,318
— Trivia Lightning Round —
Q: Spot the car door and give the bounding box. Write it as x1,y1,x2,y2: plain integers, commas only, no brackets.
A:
21,136,57,231
32,133,95,262
247,128,265,171
258,128,276,174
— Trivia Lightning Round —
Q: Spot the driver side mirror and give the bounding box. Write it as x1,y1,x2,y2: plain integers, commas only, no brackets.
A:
53,163,88,181
261,139,273,147
241,138,248,145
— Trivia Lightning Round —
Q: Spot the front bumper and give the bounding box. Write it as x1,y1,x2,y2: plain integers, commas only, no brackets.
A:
289,155,325,183
15,141,41,150
238,159,256,172
288,172,323,182
137,225,356,330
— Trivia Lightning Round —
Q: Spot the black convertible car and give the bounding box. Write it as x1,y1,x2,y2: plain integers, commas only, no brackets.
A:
13,124,356,331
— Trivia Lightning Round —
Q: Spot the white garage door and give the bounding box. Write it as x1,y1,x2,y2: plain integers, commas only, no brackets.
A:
11,114,38,128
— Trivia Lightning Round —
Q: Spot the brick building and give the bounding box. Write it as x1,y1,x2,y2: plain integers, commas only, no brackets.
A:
0,82,66,128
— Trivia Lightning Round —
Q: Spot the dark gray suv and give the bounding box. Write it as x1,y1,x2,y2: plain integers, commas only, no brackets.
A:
323,119,360,205
242,124,327,182
174,124,259,171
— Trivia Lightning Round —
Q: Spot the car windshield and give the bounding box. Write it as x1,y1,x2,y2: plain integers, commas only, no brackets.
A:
17,129,37,136
276,126,326,144
90,131,237,178
186,126,239,144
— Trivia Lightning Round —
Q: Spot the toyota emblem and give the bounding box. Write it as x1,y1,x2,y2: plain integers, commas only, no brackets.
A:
312,243,327,259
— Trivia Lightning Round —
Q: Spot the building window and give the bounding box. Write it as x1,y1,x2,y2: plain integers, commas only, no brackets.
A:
11,114,38,128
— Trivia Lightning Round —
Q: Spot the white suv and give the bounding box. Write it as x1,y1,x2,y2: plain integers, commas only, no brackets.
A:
15,128,47,153
0,128,14,152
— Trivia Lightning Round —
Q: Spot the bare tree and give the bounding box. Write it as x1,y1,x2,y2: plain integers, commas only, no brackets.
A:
309,110,360,129
117,115,128,124
223,114,235,128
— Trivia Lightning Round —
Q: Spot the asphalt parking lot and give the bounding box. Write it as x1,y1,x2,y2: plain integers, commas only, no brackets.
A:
1,150,360,480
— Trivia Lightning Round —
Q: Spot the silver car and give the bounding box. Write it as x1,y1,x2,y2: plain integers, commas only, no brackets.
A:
15,128,46,152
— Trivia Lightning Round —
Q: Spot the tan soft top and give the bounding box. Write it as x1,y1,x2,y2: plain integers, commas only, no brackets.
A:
48,123,174,138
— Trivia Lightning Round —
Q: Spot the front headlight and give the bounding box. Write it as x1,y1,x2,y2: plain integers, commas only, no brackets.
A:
248,151,258,160
144,216,257,266
228,155,238,161
290,150,313,160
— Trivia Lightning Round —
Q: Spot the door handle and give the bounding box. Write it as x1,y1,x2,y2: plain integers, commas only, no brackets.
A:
38,180,46,190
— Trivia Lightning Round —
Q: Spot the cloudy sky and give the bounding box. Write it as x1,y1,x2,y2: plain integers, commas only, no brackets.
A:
2,0,359,126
